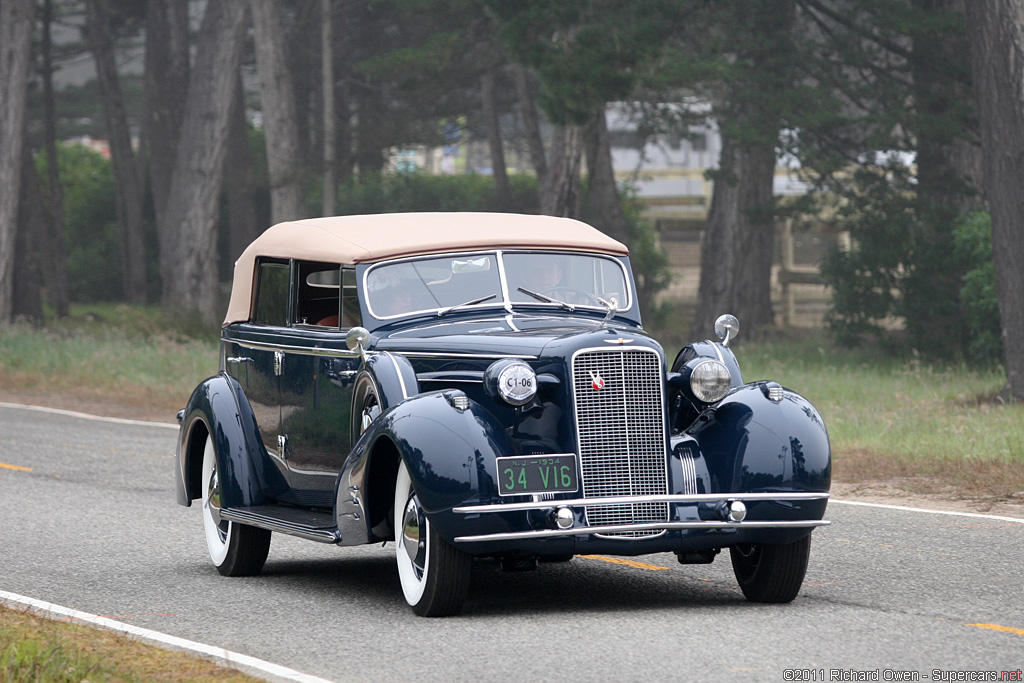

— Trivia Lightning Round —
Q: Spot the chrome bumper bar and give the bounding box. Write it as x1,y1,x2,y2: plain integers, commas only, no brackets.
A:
452,492,830,544
454,519,830,543
453,491,829,514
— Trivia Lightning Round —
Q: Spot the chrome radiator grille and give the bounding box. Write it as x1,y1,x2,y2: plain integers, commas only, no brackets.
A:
572,347,668,537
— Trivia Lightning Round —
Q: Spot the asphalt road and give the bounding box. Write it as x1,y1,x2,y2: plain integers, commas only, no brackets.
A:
1,403,1022,683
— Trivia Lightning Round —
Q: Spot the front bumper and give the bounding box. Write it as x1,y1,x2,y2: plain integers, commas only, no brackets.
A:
451,491,830,543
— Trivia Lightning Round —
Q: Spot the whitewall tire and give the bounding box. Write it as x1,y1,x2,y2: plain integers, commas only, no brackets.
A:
394,460,471,616
200,434,271,576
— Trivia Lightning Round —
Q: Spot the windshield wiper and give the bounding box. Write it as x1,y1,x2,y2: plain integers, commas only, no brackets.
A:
516,287,575,312
437,294,497,317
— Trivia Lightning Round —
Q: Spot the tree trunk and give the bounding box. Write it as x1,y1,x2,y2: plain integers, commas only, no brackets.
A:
965,0,1024,400
510,64,547,184
251,0,306,224
540,124,583,218
41,0,70,318
158,1,249,323
904,0,980,349
0,0,34,323
691,1,794,341
14,142,44,324
355,84,386,181
226,72,259,266
85,0,147,304
912,0,981,211
583,107,629,244
322,0,337,216
144,0,190,222
692,135,777,339
480,69,510,201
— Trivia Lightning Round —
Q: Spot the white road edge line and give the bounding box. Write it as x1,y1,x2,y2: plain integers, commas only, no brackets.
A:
0,590,336,683
0,401,178,429
830,498,1024,524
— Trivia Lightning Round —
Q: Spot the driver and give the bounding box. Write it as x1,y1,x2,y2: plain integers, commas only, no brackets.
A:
521,255,564,292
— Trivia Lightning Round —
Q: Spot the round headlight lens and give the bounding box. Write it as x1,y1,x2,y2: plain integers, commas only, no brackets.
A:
689,359,732,403
495,360,537,405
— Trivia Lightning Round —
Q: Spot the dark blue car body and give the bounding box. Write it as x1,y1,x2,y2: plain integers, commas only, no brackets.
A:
174,213,830,616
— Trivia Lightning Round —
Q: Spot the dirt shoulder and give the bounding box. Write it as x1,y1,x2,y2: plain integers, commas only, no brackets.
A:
0,389,180,424
3,390,1021,520
829,481,1024,519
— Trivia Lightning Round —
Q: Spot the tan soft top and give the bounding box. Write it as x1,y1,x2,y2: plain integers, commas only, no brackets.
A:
224,212,629,326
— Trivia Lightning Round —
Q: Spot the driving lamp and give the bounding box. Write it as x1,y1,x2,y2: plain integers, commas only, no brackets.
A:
485,359,538,406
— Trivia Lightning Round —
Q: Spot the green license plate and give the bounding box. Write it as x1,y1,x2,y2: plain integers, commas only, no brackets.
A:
495,454,578,496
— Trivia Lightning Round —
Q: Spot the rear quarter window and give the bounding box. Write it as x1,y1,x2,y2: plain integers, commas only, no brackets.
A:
252,261,289,326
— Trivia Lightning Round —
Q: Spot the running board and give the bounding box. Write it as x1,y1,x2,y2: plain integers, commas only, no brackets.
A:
220,505,341,544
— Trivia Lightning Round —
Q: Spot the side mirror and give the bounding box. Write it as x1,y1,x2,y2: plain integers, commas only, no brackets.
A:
714,314,740,347
346,326,370,361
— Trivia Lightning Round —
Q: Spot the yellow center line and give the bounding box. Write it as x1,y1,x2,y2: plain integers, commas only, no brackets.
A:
0,462,32,472
966,623,1024,637
578,554,669,571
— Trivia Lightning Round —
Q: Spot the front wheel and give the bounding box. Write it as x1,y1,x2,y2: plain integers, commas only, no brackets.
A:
730,535,811,603
394,460,471,616
201,434,271,576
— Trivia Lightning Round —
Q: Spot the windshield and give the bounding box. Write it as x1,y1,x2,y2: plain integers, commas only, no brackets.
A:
503,252,629,310
364,251,630,319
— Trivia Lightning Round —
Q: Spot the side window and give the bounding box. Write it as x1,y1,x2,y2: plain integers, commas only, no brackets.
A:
341,267,361,328
297,261,341,327
295,262,361,328
252,261,289,326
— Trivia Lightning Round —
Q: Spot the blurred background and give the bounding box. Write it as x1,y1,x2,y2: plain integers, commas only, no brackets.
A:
1,0,1022,407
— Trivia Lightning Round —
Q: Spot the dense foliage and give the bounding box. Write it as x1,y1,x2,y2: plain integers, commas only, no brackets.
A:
38,145,121,303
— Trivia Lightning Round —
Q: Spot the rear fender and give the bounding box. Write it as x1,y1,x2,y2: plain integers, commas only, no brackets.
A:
175,373,285,508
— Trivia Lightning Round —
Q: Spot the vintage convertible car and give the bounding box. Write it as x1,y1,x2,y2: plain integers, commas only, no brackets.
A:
174,212,830,616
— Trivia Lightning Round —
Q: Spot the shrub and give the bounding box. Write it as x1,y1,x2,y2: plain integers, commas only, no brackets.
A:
955,212,1001,361
37,145,122,303
820,162,978,358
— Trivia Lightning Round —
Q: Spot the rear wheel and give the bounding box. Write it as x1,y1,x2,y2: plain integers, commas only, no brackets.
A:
394,460,471,616
730,535,811,603
201,434,271,576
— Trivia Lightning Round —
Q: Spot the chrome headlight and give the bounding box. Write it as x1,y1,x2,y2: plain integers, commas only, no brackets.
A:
687,358,732,403
484,359,537,406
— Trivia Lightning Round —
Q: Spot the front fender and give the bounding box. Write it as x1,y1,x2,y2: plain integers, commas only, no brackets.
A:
175,373,283,508
688,383,831,496
336,390,510,545
673,340,744,387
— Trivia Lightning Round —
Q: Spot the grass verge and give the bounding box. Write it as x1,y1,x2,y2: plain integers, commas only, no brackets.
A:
735,333,1024,501
0,603,263,683
0,304,218,420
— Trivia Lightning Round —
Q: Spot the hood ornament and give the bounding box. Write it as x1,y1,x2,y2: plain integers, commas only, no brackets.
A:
603,337,633,345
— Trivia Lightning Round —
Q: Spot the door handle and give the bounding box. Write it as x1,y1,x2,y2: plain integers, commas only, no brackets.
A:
226,356,254,364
